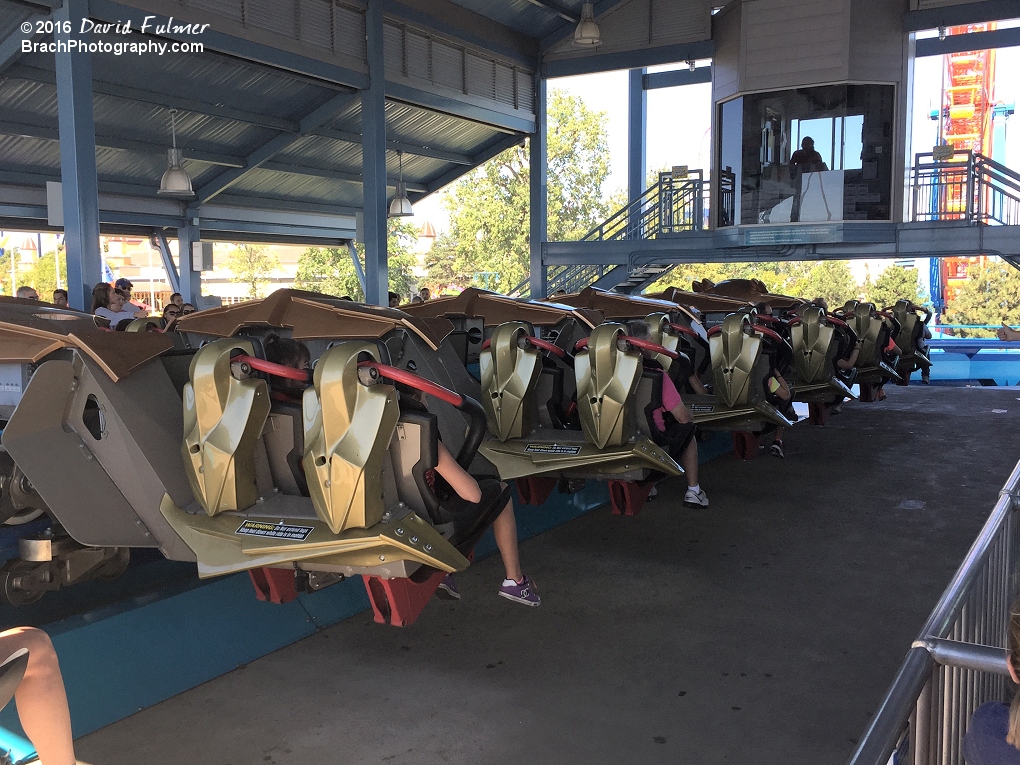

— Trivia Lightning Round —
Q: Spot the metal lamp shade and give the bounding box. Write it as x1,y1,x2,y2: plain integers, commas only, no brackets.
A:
158,148,195,198
573,3,601,46
388,182,413,217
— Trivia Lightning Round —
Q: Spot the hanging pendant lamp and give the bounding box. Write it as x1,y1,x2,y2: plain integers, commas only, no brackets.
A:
389,151,413,217
158,109,195,198
573,3,601,47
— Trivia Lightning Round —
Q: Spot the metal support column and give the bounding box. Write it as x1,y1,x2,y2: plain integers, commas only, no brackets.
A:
529,77,548,299
177,211,202,305
54,0,101,311
361,0,388,306
346,241,366,295
154,230,181,295
628,68,647,205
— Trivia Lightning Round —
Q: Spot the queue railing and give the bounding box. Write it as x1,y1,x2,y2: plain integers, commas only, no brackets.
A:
848,457,1020,765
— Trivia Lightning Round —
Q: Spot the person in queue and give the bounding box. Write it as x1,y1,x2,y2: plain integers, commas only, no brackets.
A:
52,289,68,308
169,292,184,308
92,283,147,325
15,286,39,300
962,600,1020,764
419,287,431,302
626,321,709,508
115,278,146,313
0,627,76,765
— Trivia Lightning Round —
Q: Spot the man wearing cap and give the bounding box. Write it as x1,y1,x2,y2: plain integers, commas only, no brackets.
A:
115,278,150,314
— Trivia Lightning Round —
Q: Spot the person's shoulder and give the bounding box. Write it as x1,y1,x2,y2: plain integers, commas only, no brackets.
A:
972,701,1010,728
963,702,1020,765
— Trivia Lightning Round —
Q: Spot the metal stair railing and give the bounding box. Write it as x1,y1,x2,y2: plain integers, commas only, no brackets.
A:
912,150,1020,226
848,456,1020,765
512,171,707,297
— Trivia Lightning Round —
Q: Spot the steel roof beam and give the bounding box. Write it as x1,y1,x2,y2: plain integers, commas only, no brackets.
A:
0,9,49,76
259,160,428,192
543,38,714,78
6,64,302,132
194,91,361,203
0,119,246,167
522,0,580,23
904,0,1020,31
311,127,473,165
916,27,1020,57
411,132,526,201
0,165,172,198
385,81,535,133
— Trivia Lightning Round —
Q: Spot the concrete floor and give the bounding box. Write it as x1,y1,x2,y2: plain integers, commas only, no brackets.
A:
78,386,1019,765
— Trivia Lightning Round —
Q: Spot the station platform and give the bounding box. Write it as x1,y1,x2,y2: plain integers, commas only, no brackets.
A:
59,387,1020,764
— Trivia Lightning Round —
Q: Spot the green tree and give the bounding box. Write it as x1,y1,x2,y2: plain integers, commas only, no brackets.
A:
424,233,472,291
0,249,16,296
945,259,1020,337
865,265,924,308
295,220,418,301
227,244,278,299
294,246,364,299
439,89,613,292
23,249,69,297
784,260,859,308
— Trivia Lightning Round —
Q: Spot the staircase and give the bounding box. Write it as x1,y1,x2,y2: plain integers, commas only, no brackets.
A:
513,170,709,297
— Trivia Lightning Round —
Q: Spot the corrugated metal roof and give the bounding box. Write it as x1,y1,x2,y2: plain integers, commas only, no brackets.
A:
444,0,579,39
0,0,535,221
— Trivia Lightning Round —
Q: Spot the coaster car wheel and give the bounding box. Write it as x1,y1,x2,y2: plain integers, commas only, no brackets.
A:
0,560,45,607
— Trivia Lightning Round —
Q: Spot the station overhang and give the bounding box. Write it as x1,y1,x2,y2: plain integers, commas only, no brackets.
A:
543,222,1020,266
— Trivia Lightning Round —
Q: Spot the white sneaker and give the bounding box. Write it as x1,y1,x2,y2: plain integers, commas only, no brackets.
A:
683,487,709,508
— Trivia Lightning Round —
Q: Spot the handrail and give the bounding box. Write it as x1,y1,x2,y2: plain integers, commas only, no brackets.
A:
912,150,1020,226
847,457,1020,765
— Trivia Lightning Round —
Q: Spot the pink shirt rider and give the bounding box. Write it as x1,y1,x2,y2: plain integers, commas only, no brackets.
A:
651,370,683,432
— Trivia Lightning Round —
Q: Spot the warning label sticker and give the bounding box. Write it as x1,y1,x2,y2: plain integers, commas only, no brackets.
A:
689,404,715,413
525,443,582,455
235,520,314,541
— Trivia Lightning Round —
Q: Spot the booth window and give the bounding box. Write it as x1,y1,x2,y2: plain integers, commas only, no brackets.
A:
716,84,894,226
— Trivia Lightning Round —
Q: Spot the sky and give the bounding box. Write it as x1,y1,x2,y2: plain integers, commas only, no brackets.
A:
411,37,1020,235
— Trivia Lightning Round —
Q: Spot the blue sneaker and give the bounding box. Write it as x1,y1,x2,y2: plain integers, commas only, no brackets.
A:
436,574,460,600
499,576,540,607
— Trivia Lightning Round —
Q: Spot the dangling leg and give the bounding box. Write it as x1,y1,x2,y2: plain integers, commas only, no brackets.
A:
0,627,75,765
493,501,540,606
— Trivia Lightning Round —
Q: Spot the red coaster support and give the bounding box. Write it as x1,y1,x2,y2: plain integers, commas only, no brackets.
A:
732,431,758,460
515,476,558,506
607,479,656,516
249,567,298,604
808,402,829,426
362,568,446,627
